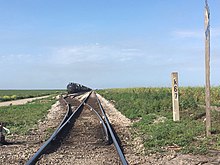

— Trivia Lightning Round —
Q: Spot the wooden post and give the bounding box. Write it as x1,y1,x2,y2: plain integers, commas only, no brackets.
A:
205,0,211,136
171,72,180,121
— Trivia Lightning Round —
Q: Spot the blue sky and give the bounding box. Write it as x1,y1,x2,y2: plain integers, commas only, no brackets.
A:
0,0,219,89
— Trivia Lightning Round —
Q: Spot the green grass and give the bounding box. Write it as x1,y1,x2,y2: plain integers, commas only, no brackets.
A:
98,87,220,154
0,90,64,102
0,96,56,134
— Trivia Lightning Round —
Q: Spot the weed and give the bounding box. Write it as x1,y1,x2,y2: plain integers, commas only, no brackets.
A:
0,96,56,135
98,87,220,154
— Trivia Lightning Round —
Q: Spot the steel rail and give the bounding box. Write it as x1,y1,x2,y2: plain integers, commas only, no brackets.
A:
84,103,110,143
53,96,72,133
26,92,91,165
94,92,128,165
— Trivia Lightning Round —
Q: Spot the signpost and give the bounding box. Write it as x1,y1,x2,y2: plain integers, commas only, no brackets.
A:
171,72,179,121
205,0,211,136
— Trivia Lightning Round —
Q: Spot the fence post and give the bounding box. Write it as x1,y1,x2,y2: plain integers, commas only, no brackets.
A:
171,72,180,121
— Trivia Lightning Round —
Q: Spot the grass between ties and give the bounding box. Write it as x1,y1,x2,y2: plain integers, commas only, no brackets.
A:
0,96,56,135
98,87,220,154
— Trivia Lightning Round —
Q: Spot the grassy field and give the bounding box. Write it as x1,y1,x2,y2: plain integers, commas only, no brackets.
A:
0,96,57,135
0,90,64,102
98,87,220,154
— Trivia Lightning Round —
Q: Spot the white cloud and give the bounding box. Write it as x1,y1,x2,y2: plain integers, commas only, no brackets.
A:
0,53,33,64
172,27,220,39
172,29,203,38
50,44,144,65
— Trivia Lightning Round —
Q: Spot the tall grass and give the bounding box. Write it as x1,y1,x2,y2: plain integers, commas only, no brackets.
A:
0,96,56,134
98,87,220,154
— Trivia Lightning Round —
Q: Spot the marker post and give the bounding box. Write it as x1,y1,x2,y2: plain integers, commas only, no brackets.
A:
171,72,180,121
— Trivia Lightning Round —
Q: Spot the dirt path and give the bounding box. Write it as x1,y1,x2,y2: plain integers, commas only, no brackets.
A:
0,95,51,107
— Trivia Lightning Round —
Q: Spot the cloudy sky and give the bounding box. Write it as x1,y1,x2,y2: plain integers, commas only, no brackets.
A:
0,0,220,89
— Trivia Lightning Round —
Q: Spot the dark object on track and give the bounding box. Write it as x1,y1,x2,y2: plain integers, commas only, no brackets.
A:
67,82,91,94
0,122,6,144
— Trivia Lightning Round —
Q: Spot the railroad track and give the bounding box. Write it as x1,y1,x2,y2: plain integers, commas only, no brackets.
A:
26,91,128,165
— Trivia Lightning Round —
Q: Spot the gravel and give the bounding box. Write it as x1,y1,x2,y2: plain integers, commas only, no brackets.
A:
1,94,220,165
0,98,66,165
37,93,121,165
